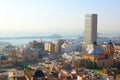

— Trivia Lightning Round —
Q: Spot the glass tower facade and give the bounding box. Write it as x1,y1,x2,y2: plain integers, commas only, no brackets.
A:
84,14,97,45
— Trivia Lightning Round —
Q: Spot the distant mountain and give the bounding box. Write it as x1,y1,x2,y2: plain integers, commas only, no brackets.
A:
48,34,62,38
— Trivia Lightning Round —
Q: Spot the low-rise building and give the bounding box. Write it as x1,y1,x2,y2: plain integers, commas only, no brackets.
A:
61,41,82,53
0,54,12,67
62,52,82,60
114,43,120,54
8,47,39,63
29,40,44,50
8,69,26,80
116,74,120,80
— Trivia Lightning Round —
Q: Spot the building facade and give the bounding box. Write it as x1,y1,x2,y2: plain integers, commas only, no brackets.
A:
29,40,44,50
44,42,55,52
8,69,26,80
52,39,65,54
61,42,82,53
82,41,114,68
84,14,97,46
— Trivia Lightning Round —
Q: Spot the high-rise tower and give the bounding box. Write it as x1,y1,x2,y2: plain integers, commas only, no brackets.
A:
84,14,97,46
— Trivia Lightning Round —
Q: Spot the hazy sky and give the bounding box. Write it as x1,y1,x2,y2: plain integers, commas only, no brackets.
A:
0,0,120,36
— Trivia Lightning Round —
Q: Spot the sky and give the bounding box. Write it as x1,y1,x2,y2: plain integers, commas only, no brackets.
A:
0,0,120,37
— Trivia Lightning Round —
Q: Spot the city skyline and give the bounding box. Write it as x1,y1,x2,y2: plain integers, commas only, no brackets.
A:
0,0,120,37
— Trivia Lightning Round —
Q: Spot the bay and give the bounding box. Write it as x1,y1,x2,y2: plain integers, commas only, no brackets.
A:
0,36,78,45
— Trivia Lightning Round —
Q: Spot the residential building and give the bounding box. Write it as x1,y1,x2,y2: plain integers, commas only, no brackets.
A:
8,69,26,80
44,42,55,52
8,47,39,63
0,54,11,67
62,52,82,60
52,39,65,54
61,42,82,53
29,40,44,50
116,74,120,80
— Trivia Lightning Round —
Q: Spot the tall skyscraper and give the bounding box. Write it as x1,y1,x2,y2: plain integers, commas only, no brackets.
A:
84,14,97,45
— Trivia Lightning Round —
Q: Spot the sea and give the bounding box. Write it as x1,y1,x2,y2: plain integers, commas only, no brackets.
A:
0,32,116,46
0,36,79,46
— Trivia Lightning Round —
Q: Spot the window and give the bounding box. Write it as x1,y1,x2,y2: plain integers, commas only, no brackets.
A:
103,62,105,67
105,54,108,59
